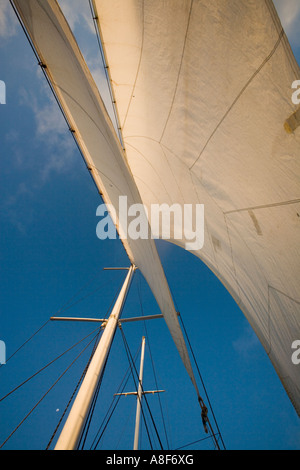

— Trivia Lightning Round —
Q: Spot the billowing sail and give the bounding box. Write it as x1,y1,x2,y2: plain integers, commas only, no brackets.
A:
12,0,300,417
91,0,300,415
11,0,200,396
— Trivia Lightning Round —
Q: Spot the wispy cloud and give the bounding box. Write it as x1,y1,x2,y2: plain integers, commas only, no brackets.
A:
273,0,300,47
3,182,31,209
232,324,260,360
0,0,18,38
18,71,77,182
58,0,111,108
59,0,94,33
2,76,77,234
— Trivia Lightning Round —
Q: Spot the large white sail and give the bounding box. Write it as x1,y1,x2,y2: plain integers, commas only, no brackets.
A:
91,0,300,415
11,0,300,417
11,0,200,398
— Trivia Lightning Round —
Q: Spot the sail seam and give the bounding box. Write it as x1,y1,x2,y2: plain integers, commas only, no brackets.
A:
223,216,241,304
189,171,220,270
269,285,300,305
159,0,194,144
125,141,174,205
224,198,300,215
121,0,145,132
160,144,188,205
90,0,125,148
267,285,272,356
264,0,300,78
189,28,285,170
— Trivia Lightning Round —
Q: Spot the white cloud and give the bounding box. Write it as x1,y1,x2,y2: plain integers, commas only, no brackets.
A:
58,1,112,116
59,0,94,33
3,182,31,209
1,181,34,234
0,0,18,38
18,73,77,182
273,0,300,47
232,324,260,359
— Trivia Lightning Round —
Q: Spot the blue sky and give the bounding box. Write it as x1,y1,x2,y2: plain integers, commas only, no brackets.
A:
0,0,299,450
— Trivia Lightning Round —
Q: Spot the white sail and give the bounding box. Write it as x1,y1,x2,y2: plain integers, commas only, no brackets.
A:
11,0,200,397
11,0,300,417
91,0,300,415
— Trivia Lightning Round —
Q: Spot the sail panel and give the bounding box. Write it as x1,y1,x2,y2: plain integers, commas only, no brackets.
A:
11,0,200,394
93,0,300,414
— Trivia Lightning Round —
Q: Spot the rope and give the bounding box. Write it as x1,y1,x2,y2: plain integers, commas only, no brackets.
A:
0,264,113,371
0,320,49,369
152,271,225,450
176,433,220,450
0,325,102,404
120,326,164,450
60,273,128,450
88,0,124,149
77,344,108,450
0,332,100,449
46,329,102,449
136,273,170,449
120,327,153,450
178,313,226,450
90,347,140,450
9,0,107,202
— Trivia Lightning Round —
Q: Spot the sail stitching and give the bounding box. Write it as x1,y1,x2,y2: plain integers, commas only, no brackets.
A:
88,0,125,149
224,198,300,215
121,0,145,132
159,0,194,144
223,215,241,303
125,141,174,205
264,0,300,78
269,285,300,305
189,171,220,269
189,28,285,171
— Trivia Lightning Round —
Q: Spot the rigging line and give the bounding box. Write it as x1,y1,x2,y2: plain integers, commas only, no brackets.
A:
140,262,219,448
90,346,141,450
53,269,128,326
53,271,111,316
79,289,136,450
0,262,111,372
0,319,50,369
136,273,170,450
115,400,137,451
175,433,220,450
120,326,154,450
105,270,129,319
120,326,164,451
88,0,124,149
178,313,226,450
79,262,136,447
56,280,113,317
78,340,110,450
46,330,101,449
0,332,100,450
55,269,128,322
78,365,102,449
10,1,107,205
9,1,40,65
0,325,103,404
0,270,110,370
73,329,104,450
46,329,102,450
90,373,130,450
